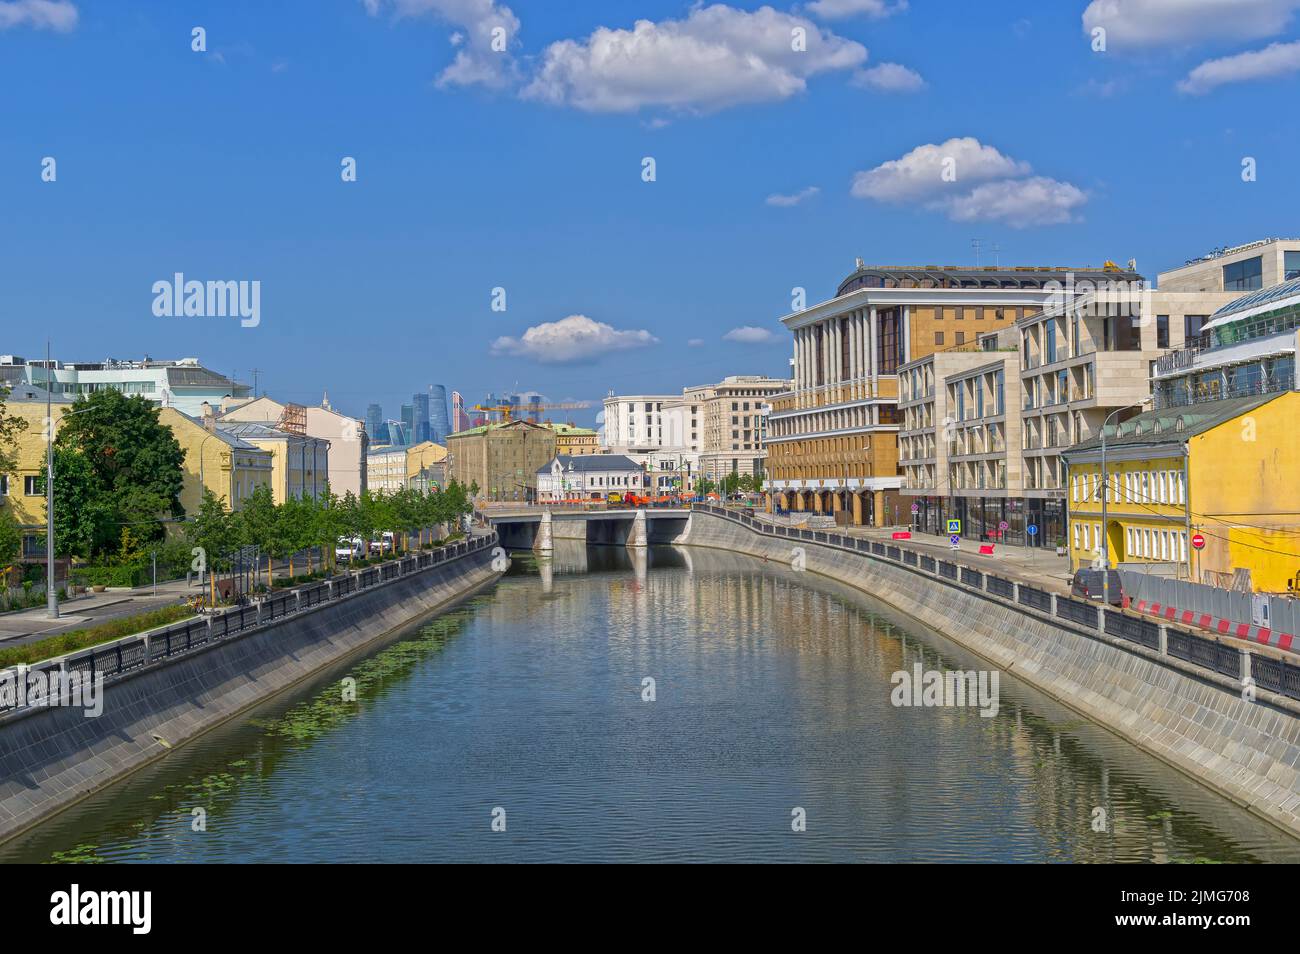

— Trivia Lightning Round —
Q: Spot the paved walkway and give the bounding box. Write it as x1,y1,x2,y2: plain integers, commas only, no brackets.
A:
0,577,199,646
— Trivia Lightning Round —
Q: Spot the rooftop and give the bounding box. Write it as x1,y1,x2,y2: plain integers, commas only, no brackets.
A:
538,454,640,475
836,263,1140,297
1065,393,1283,454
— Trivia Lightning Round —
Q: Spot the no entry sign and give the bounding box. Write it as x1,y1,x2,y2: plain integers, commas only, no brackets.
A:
1191,533,1206,550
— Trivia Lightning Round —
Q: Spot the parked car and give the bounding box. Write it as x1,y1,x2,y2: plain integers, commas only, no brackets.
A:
335,537,362,563
1070,568,1126,606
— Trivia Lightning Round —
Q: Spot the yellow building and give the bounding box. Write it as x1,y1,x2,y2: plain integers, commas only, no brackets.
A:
1,390,71,560
544,423,599,456
212,418,329,504
405,440,447,482
1063,392,1300,591
158,408,273,514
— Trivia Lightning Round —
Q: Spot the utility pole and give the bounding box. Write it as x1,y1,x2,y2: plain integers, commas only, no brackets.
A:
45,341,57,619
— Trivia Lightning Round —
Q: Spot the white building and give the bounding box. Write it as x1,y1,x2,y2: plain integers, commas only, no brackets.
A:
536,454,646,501
0,356,251,417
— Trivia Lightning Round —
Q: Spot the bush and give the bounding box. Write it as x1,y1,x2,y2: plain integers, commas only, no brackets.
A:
0,604,194,668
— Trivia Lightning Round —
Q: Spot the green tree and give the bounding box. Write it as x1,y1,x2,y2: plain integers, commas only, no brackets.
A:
187,490,240,603
315,484,345,571
54,390,185,553
238,485,279,582
0,509,20,575
51,447,112,559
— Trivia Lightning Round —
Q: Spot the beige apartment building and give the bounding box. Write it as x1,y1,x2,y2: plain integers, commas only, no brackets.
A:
446,420,557,503
765,261,1137,527
696,375,788,480
898,253,1242,544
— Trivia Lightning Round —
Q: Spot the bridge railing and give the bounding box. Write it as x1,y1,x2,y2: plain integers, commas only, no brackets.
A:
0,531,501,720
692,503,1297,702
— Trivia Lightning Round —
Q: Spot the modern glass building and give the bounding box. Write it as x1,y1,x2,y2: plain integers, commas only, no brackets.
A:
412,392,431,444
1154,276,1300,409
427,384,450,444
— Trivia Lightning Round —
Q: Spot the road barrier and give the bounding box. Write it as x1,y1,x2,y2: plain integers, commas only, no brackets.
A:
694,505,1300,702
0,532,500,719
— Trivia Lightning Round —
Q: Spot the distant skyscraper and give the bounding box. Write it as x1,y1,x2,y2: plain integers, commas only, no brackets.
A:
400,404,413,445
366,403,383,442
412,392,431,444
428,384,450,443
451,390,470,433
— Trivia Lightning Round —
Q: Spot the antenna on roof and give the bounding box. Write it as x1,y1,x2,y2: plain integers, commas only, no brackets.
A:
971,238,983,268
991,243,1001,269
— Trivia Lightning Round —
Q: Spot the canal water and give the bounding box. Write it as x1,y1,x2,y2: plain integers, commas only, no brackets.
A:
4,543,1298,863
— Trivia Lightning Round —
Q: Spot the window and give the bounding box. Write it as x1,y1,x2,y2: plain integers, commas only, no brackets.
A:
1184,314,1207,342
1156,314,1169,349
954,332,965,345
1074,522,1081,549
0,475,6,496
1223,256,1263,291
934,331,944,346
24,475,44,496
1287,251,1300,282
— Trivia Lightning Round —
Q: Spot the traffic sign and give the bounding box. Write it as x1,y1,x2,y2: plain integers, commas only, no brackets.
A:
946,519,961,534
949,534,961,547
998,520,1009,531
1027,524,1038,536
1192,533,1206,550
911,503,919,514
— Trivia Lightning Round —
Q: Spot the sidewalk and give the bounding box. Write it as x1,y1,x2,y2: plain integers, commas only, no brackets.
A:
0,577,200,646
751,511,1073,594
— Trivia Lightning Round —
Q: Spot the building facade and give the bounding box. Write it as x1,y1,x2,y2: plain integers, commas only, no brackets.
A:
696,375,788,480
158,408,273,515
446,420,557,503
219,394,369,497
546,423,600,456
764,262,1127,526
536,454,645,501
2,356,250,417
214,418,329,504
1063,392,1300,592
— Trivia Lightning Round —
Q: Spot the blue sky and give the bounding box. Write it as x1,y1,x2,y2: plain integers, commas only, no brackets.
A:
3,0,1299,427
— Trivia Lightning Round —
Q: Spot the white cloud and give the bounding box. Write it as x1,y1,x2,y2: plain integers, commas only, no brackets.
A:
851,137,1086,227
362,0,520,89
1178,38,1300,92
490,315,657,364
723,326,777,343
851,137,1030,204
851,62,925,92
687,338,705,347
766,186,820,206
805,0,906,19
1081,0,1300,48
944,177,1087,226
521,4,866,113
0,0,77,31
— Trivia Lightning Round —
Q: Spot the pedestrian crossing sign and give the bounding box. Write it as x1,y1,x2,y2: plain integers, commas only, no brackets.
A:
947,519,961,534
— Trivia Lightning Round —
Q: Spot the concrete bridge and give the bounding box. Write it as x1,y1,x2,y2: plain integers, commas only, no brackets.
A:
481,508,691,550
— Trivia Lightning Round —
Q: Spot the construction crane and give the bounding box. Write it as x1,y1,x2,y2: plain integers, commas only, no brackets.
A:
472,401,591,423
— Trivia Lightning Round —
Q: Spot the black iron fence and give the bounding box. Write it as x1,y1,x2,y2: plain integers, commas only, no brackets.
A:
0,532,500,717
695,505,1296,699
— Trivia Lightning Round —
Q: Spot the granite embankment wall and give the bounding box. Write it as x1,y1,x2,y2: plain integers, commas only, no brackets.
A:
0,538,502,843
682,509,1300,838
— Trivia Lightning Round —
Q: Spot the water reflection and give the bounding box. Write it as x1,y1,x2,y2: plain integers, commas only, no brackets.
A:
2,544,1296,863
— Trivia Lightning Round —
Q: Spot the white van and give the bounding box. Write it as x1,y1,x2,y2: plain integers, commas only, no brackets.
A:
335,537,362,563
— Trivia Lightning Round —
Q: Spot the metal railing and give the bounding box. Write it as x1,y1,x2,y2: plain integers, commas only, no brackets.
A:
692,505,1299,702
0,532,500,718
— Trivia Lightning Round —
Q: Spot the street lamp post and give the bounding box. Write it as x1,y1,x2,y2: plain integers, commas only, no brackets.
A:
44,342,56,619
1099,400,1151,607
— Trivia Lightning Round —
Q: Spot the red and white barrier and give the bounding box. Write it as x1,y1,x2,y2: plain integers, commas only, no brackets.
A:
1131,599,1295,652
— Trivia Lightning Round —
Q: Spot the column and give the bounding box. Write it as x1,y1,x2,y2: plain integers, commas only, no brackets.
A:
902,304,912,365
869,307,879,382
